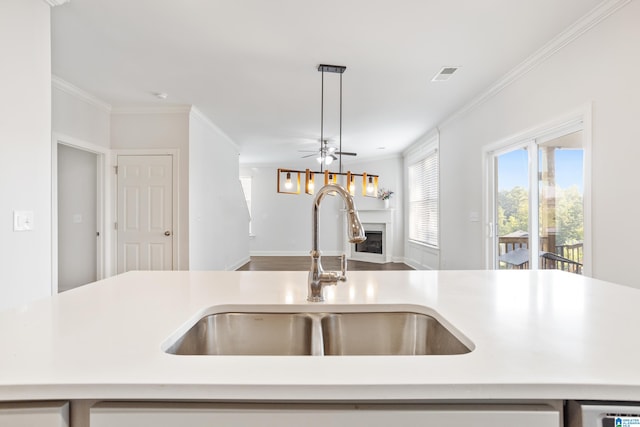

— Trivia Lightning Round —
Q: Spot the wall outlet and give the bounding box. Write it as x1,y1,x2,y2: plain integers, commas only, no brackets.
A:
14,210,34,231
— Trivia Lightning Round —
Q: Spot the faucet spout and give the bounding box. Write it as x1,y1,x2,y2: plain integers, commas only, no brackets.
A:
308,183,366,302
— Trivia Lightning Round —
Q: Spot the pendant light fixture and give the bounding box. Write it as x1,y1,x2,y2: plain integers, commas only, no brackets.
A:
277,64,379,197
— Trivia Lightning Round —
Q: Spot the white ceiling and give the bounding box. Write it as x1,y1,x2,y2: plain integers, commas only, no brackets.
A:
51,0,603,166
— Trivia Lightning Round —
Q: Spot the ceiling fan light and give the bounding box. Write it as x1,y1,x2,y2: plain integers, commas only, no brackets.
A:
324,155,334,165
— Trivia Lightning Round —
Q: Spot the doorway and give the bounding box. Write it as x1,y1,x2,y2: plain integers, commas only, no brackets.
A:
485,117,590,275
116,154,174,273
53,135,107,294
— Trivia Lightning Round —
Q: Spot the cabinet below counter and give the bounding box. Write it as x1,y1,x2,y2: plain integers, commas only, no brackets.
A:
89,402,561,427
0,401,69,426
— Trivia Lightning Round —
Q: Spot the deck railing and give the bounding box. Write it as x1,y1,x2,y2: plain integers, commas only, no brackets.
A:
498,236,583,274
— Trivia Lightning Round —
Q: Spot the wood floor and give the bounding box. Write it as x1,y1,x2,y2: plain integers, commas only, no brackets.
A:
236,256,414,271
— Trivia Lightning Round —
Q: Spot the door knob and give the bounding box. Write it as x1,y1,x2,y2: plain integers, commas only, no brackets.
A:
164,231,171,236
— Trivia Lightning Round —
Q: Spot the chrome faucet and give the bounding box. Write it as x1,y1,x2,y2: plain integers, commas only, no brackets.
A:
308,183,366,302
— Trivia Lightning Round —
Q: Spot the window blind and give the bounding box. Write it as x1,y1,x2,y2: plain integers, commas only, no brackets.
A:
408,150,438,247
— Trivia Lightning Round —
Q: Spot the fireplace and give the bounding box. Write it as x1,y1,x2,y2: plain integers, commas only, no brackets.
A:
346,209,394,263
356,231,383,254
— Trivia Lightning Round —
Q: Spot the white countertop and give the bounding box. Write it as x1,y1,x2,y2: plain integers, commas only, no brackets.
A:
1,269,639,402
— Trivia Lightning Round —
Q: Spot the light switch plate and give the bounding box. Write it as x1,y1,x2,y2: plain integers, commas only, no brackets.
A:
14,210,34,231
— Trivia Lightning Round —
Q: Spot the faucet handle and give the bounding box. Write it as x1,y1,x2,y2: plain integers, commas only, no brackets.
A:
339,254,348,281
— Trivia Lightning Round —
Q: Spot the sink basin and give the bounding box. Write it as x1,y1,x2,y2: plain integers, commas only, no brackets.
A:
165,312,314,355
164,308,472,356
321,312,471,355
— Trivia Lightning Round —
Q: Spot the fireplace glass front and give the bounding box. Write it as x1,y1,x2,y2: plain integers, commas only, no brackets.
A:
355,231,383,254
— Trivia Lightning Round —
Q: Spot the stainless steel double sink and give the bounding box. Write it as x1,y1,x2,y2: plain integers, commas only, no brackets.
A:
164,308,472,356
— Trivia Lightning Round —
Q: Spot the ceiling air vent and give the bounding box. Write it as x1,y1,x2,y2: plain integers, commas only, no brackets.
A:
432,66,460,82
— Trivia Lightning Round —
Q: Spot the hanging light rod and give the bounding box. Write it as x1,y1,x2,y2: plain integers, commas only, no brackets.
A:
318,64,347,173
318,64,346,74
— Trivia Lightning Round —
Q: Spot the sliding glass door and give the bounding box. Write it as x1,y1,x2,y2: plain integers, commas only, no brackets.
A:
489,129,585,274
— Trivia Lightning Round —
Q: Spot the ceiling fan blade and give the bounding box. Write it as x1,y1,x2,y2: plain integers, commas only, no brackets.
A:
335,151,357,156
301,153,318,158
298,150,318,153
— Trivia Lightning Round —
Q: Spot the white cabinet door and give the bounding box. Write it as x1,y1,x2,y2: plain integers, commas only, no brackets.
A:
90,402,559,427
0,401,69,426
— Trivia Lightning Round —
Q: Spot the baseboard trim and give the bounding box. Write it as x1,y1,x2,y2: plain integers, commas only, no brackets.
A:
228,256,251,271
402,257,434,270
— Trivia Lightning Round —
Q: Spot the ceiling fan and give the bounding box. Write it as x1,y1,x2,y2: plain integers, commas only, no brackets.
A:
299,140,357,166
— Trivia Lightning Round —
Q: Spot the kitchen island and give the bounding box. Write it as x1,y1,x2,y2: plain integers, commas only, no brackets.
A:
0,269,639,425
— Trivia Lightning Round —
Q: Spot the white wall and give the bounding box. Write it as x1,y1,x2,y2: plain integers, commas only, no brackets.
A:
57,144,97,291
241,156,403,259
52,79,111,149
0,0,52,311
435,0,640,287
110,109,190,270
242,166,343,256
188,109,249,270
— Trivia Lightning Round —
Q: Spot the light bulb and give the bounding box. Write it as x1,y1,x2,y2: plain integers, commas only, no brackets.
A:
367,177,374,193
316,156,323,164
308,178,314,192
325,156,334,165
349,179,355,195
284,172,293,189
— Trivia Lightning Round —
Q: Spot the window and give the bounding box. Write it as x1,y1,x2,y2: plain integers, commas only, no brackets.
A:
408,149,439,247
239,176,252,235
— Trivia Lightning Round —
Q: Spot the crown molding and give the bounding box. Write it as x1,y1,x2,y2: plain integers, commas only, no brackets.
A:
189,106,241,152
403,128,439,158
52,75,112,113
43,0,71,6
439,0,631,129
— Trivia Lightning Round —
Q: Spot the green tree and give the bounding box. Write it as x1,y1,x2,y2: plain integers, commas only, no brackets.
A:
497,186,529,236
556,185,583,245
498,185,583,245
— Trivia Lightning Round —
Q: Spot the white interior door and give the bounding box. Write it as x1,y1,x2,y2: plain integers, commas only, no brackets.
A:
117,155,173,273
